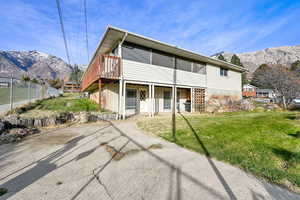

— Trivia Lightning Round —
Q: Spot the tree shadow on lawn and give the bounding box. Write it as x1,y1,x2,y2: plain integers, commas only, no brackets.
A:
178,112,237,200
179,113,300,200
284,112,300,121
288,131,300,139
271,147,300,170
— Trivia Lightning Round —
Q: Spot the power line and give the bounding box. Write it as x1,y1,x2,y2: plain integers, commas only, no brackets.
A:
74,0,84,63
83,0,90,63
55,0,71,65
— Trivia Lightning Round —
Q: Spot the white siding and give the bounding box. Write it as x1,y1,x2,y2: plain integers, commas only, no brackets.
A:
206,64,242,100
102,83,119,112
176,70,206,87
206,64,242,92
123,59,206,87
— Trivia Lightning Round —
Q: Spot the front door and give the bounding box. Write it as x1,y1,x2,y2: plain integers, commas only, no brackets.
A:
139,89,148,113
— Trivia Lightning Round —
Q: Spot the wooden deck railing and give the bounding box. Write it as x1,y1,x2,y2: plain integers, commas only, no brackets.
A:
100,54,121,79
81,54,121,91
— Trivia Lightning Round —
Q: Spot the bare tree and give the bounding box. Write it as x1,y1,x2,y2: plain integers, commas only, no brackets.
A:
252,64,300,108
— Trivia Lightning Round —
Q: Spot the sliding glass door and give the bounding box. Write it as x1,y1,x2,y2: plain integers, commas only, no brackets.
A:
126,89,137,113
163,90,171,110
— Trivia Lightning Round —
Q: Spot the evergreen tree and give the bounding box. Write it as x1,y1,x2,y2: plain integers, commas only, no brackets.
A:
217,54,226,61
231,54,243,67
242,72,248,85
291,60,300,74
251,64,272,88
47,78,63,89
21,75,30,82
31,78,39,84
69,64,84,84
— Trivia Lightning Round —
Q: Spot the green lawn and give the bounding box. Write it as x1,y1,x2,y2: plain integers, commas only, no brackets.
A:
35,93,100,112
137,111,300,192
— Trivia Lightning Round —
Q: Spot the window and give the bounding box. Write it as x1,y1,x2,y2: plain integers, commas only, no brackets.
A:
122,42,151,64
121,42,208,75
220,67,228,76
176,58,192,72
193,62,206,74
163,91,172,109
152,50,174,68
126,89,137,109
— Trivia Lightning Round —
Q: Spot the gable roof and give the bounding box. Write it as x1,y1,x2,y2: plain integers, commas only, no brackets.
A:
89,26,246,73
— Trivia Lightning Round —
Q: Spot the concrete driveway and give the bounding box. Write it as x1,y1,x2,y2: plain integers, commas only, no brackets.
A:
0,121,299,200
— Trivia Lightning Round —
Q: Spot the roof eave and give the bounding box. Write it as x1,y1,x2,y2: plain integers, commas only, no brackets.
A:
107,26,246,72
83,26,247,80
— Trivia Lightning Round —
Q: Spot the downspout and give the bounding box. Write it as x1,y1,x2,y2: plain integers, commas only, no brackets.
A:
118,32,127,119
119,32,128,78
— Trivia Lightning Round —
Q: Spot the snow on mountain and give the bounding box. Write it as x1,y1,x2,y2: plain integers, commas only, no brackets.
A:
213,45,300,74
0,50,74,80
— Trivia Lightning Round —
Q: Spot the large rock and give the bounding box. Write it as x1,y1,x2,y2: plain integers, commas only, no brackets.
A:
0,127,39,144
240,99,255,111
0,120,12,134
3,112,74,128
74,112,118,123
206,95,241,113
0,122,5,133
78,112,91,123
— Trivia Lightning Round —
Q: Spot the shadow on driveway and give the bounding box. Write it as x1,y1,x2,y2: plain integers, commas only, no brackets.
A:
0,125,110,200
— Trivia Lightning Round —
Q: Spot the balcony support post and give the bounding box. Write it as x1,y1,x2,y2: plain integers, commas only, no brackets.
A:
152,84,155,117
191,88,194,113
118,79,123,119
148,84,152,117
122,81,126,120
98,79,102,111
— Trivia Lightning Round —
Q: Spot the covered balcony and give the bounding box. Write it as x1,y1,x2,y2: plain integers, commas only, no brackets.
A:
81,54,121,92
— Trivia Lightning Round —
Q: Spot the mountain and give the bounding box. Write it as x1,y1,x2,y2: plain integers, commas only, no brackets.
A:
0,50,73,80
213,45,300,74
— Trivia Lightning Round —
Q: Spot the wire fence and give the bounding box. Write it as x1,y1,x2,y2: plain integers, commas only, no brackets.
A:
0,77,61,114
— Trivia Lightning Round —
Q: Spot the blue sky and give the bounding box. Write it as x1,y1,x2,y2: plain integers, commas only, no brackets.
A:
0,0,299,65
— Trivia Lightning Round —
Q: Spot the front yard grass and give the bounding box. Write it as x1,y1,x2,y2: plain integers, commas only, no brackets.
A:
36,93,100,112
14,93,103,117
137,111,300,192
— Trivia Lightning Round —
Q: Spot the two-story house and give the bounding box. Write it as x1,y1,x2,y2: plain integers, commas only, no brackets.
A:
242,84,257,98
81,26,245,119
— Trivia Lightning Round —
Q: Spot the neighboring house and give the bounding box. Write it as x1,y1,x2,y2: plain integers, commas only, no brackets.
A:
63,81,80,93
256,89,277,102
242,84,257,98
0,82,9,88
81,26,245,118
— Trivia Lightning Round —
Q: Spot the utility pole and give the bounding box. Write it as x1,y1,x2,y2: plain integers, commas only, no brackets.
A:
172,59,177,141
